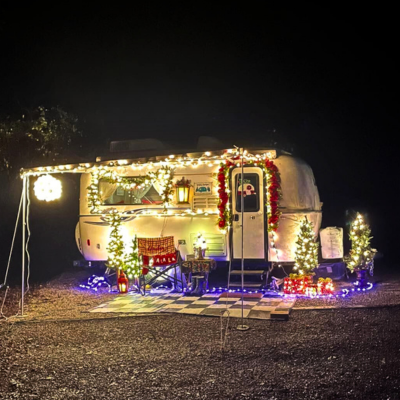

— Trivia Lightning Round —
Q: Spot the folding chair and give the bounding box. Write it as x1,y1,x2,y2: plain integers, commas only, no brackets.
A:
137,236,185,295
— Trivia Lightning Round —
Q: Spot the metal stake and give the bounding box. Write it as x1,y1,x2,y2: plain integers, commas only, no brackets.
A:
237,148,249,331
21,176,27,316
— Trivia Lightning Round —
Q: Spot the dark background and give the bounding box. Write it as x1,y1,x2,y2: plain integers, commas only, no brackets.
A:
0,5,398,282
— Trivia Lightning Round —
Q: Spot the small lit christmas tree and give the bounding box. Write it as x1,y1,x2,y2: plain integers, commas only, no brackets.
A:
293,217,319,275
346,213,375,273
125,235,143,279
105,209,126,271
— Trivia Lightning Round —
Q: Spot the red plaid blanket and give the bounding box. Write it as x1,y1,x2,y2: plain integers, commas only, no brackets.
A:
137,236,176,256
138,236,177,267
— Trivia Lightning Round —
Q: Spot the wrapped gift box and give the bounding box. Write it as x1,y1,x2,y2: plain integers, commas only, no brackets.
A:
284,274,312,295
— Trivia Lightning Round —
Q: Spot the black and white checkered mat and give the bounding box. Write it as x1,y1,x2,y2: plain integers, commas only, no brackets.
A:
90,291,295,320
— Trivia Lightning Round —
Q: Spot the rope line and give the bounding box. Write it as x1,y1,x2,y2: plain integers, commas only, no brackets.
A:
0,183,26,320
1,190,23,289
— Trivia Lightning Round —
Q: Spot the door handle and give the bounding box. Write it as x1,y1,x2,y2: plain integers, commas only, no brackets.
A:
250,216,256,220
233,214,239,221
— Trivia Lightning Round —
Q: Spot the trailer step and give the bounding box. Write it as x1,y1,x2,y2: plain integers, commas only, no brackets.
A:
230,270,265,275
228,282,263,288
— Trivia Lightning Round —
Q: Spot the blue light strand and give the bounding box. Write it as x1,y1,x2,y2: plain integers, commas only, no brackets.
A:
337,281,374,298
207,287,284,296
79,275,111,292
153,282,374,299
349,281,374,293
154,285,169,290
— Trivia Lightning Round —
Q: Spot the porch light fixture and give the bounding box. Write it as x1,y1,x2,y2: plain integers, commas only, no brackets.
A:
175,177,191,204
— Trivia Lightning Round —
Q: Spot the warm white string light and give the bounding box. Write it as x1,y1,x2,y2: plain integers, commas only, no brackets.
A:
23,148,279,277
21,149,277,177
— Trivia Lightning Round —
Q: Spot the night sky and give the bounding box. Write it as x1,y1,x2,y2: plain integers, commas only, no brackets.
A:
0,6,398,281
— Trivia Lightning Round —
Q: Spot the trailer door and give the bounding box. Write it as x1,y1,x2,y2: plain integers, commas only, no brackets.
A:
232,167,265,259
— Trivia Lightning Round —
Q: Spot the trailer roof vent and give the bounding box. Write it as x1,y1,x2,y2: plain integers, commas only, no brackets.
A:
110,139,165,153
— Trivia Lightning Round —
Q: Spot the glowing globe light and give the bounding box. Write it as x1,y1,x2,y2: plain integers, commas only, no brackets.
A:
34,175,62,201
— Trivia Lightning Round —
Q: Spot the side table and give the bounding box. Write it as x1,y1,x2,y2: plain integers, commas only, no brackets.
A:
181,258,216,295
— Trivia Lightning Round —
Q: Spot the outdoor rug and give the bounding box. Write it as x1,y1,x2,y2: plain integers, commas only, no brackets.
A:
89,291,296,320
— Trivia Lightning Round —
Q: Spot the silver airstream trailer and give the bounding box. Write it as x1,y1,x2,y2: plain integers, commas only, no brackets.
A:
74,142,322,274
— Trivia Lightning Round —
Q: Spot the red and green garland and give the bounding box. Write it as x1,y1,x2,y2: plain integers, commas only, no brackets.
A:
217,160,234,230
264,159,282,232
217,157,282,232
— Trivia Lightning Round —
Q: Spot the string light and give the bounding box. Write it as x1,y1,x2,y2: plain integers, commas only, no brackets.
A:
87,165,175,213
22,149,277,177
79,275,111,292
21,148,282,281
207,287,284,296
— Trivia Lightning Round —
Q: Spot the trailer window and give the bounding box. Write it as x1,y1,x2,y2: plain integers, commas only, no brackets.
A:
100,179,163,205
235,173,260,212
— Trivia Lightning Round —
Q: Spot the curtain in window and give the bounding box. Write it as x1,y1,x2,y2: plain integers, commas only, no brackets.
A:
99,181,117,202
131,184,152,203
152,181,163,196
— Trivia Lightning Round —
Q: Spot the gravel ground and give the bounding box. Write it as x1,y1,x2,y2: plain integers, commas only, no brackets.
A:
1,308,400,399
1,271,400,399
0,271,118,322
